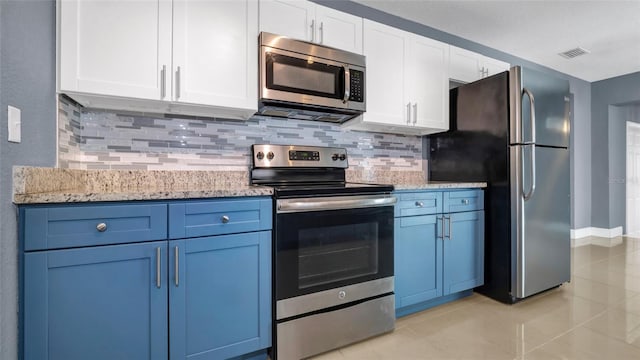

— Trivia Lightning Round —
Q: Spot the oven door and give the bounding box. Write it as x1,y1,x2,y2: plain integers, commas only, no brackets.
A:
260,46,365,111
275,195,395,304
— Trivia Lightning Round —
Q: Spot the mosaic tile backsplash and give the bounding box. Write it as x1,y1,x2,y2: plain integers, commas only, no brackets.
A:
58,96,425,172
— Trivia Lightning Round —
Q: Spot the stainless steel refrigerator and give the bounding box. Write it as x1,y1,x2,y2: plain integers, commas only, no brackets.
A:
429,66,570,303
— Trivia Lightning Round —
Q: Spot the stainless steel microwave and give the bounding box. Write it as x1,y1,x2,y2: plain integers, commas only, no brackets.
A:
258,32,366,123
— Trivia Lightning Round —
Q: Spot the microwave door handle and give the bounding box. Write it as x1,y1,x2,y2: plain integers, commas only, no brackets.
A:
343,66,350,103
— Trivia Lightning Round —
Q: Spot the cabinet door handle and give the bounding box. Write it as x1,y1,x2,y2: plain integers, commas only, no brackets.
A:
310,19,315,42
448,215,453,240
160,65,166,99
437,216,443,239
319,21,324,44
412,103,418,124
406,102,411,124
415,201,424,207
96,222,107,232
174,246,179,287
221,215,230,223
156,247,161,288
175,66,181,100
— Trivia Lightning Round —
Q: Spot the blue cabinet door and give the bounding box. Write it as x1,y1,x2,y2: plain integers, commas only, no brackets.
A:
443,210,485,295
169,231,272,360
394,215,443,309
24,241,168,360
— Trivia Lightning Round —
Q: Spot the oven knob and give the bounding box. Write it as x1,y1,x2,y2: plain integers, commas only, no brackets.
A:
338,290,346,300
339,154,346,161
256,151,264,160
331,154,339,161
267,151,275,160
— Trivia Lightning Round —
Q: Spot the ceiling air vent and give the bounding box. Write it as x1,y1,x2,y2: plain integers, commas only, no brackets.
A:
559,47,590,59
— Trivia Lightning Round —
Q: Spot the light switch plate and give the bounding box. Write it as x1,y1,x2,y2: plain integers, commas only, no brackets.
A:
8,105,21,143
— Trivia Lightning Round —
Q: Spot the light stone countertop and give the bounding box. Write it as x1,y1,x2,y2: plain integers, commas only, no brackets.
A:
392,182,487,190
13,167,485,204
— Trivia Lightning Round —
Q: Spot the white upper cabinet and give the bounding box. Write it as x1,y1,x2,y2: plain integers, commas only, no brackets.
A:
59,0,172,101
58,0,258,119
259,0,363,54
259,0,314,43
314,5,363,54
344,20,449,136
406,34,449,131
359,20,406,127
173,0,258,111
449,45,510,83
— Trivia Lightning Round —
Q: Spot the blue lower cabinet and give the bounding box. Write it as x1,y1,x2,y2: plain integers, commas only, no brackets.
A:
169,231,272,360
394,215,442,309
393,189,485,317
24,241,169,360
443,210,485,295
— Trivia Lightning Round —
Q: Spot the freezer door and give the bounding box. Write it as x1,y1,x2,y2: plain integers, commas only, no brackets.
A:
511,145,570,299
509,66,570,147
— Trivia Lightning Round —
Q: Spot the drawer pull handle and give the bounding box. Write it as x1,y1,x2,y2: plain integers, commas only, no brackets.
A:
96,223,107,232
461,199,470,205
415,201,424,207
221,215,230,224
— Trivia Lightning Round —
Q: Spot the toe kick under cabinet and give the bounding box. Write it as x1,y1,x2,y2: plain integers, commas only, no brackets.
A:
20,197,272,360
394,189,484,317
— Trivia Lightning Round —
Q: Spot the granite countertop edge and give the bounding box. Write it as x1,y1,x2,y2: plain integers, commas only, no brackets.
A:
13,166,486,205
14,182,487,204
13,186,274,205
393,182,487,190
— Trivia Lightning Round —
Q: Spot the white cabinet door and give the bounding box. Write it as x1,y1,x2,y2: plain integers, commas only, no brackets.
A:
259,0,314,42
315,4,363,54
362,20,407,127
59,0,172,100
450,45,510,83
449,45,482,83
484,57,510,77
172,0,258,111
259,1,362,53
409,35,449,132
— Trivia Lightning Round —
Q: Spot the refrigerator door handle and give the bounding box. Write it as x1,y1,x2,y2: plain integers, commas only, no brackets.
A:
522,144,536,201
522,88,536,201
522,87,536,144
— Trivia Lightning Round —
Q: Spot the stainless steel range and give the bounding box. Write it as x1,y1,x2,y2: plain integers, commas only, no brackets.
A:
250,145,396,360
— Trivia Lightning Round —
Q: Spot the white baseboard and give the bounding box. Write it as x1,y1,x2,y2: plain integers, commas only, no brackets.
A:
570,226,624,247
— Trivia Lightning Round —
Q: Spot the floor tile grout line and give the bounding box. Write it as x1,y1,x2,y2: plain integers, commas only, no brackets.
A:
522,305,610,355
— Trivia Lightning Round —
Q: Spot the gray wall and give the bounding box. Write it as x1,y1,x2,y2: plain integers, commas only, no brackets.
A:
591,72,640,229
315,0,593,230
607,103,640,232
0,1,57,358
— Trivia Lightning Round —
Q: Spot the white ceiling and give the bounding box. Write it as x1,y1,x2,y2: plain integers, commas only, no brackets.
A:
353,0,640,82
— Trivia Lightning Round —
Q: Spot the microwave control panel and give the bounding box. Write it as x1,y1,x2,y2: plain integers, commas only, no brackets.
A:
349,70,364,103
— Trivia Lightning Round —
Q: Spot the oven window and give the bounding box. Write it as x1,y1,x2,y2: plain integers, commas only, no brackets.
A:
298,222,378,289
266,53,344,99
275,206,394,300
273,63,335,94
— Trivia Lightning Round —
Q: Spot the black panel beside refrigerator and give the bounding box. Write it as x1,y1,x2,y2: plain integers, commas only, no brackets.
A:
429,67,571,304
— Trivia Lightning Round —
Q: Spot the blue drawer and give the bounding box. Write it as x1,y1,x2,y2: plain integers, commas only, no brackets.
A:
169,197,272,239
23,203,168,251
394,191,442,217
444,190,484,213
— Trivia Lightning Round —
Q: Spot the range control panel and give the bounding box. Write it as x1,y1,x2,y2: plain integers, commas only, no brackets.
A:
252,144,348,168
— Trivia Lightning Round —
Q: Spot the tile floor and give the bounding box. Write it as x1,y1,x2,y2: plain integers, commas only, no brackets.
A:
310,236,640,359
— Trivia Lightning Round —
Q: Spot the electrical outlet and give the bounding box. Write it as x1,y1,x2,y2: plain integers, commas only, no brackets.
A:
8,105,21,143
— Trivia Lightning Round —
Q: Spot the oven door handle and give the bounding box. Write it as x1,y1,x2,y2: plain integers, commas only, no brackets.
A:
277,195,397,213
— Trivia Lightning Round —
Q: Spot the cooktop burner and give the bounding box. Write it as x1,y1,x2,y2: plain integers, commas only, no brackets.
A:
249,144,394,197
